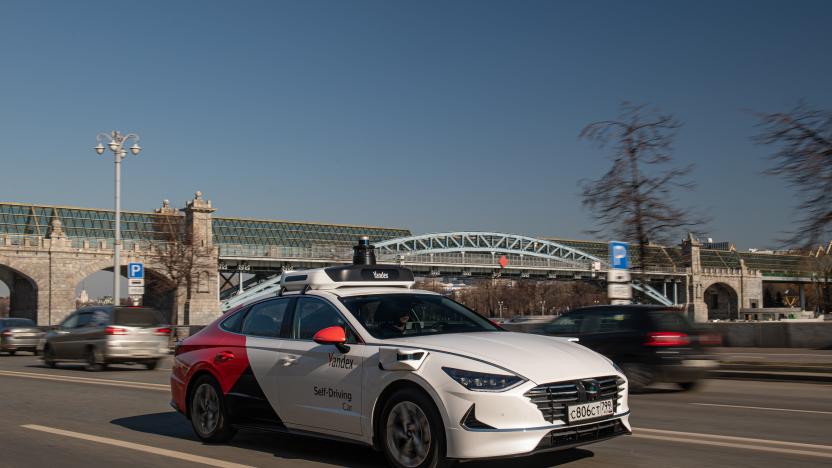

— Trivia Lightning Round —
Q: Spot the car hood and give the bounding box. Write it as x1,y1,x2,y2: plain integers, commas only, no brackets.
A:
378,331,618,384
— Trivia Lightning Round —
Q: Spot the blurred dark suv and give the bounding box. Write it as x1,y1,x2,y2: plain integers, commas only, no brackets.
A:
540,305,720,392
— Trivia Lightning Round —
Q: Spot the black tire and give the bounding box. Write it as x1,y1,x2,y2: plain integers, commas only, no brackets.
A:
379,387,452,468
84,347,104,372
679,381,701,392
7,350,16,356
43,346,57,368
620,362,653,393
189,375,236,443
144,359,159,370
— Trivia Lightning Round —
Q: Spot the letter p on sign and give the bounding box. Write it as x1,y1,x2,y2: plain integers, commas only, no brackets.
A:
128,262,144,279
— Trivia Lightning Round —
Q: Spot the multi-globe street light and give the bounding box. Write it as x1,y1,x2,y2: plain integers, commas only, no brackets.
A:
94,131,142,306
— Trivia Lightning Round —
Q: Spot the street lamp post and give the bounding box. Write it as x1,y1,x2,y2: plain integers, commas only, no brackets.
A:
95,131,141,306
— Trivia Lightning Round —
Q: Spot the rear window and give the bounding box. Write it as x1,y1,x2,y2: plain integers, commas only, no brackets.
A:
648,310,692,332
3,318,36,328
113,307,164,327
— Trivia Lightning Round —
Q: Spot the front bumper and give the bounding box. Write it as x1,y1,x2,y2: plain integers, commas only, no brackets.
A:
440,375,630,459
446,413,631,459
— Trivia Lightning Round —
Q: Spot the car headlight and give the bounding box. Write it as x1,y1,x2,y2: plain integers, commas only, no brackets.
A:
442,367,525,392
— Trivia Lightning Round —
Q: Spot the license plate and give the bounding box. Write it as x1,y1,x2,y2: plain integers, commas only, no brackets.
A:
567,399,614,423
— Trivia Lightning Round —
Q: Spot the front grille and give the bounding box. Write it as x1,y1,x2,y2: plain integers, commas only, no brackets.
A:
524,375,625,424
534,419,629,451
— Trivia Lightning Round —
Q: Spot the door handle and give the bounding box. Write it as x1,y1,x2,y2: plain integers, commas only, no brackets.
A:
215,351,235,363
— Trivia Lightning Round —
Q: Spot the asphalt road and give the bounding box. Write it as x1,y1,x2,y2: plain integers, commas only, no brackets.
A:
0,354,830,468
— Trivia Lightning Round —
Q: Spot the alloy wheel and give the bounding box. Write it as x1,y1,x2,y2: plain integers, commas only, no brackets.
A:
192,383,220,437
386,401,432,468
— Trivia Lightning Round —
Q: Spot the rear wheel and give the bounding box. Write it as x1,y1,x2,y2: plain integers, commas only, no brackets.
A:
84,347,105,372
679,381,701,391
7,350,16,356
144,359,159,370
189,375,236,443
380,388,451,468
621,362,653,393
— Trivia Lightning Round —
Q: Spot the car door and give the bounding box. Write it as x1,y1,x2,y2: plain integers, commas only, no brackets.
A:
274,296,364,436
50,312,79,357
65,311,96,359
582,309,642,363
240,297,293,425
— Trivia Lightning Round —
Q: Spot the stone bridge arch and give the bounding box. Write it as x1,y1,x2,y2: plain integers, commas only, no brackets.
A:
0,259,41,321
72,258,180,324
702,281,740,320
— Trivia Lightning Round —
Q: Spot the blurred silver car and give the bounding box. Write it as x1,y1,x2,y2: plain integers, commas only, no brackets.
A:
43,306,170,371
0,318,44,355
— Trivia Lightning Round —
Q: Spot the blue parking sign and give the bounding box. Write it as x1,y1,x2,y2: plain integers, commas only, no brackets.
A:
128,262,144,279
609,242,629,270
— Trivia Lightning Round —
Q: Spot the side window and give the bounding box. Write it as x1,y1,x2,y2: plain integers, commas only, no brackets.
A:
76,312,96,328
241,299,290,338
292,297,356,343
220,308,249,333
92,310,110,326
595,310,637,333
545,314,585,334
61,313,79,329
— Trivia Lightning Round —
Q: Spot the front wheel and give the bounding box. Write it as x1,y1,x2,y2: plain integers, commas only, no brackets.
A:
144,359,159,370
7,350,16,356
380,388,452,468
43,346,57,368
189,376,236,443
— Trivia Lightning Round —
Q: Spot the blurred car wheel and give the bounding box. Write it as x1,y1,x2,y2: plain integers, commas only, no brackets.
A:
679,381,701,391
84,347,104,372
43,346,57,368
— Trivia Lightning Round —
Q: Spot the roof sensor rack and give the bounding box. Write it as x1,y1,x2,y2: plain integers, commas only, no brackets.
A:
279,238,415,292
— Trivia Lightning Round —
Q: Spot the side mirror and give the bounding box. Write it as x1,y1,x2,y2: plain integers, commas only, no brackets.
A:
313,326,350,353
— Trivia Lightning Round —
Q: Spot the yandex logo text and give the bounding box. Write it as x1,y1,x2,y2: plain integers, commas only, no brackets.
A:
328,353,355,370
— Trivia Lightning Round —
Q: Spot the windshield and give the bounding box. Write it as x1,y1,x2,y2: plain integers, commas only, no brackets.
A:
340,293,500,339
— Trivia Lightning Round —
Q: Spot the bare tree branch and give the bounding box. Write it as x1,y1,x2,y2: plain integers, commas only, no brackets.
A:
753,104,832,248
579,102,708,271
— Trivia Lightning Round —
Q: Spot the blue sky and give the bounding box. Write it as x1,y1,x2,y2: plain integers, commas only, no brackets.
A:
1,0,830,281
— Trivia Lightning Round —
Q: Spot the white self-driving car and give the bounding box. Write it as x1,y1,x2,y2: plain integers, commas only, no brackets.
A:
172,242,630,468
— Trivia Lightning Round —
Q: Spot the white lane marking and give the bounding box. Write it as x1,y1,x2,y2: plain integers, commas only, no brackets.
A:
691,402,832,415
22,425,253,468
0,370,167,391
636,427,832,459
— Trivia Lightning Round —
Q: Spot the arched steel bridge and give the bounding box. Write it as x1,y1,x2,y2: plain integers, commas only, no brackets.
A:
374,232,607,271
